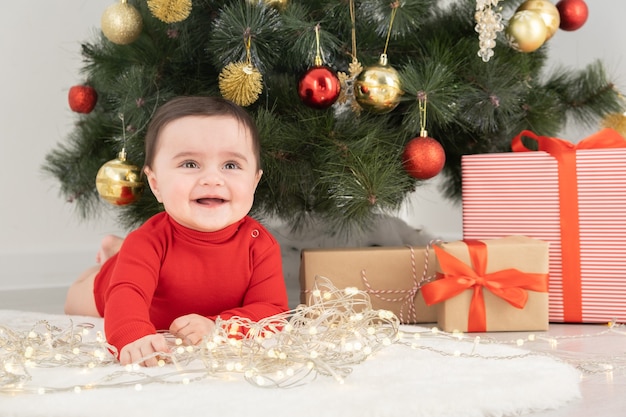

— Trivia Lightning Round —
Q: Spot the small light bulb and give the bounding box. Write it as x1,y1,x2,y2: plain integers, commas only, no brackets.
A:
24,346,34,358
344,287,359,296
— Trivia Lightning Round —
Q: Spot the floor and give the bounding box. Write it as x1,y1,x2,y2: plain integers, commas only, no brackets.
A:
1,287,624,417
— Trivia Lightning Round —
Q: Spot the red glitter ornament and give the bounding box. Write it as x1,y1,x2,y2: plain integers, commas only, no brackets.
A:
68,85,98,114
402,135,446,180
298,66,341,110
556,0,588,31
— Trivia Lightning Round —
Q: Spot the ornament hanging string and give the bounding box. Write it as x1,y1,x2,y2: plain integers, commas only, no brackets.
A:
382,2,400,58
114,86,160,158
349,0,358,63
418,93,428,137
118,113,130,162
313,24,323,66
244,31,253,67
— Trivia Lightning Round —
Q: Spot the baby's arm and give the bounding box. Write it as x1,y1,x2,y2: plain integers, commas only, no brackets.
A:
119,333,170,367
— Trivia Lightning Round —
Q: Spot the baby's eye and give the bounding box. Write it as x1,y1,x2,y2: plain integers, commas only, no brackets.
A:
223,162,239,170
181,161,199,169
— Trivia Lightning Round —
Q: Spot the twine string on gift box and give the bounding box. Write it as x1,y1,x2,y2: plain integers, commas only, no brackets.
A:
360,242,442,324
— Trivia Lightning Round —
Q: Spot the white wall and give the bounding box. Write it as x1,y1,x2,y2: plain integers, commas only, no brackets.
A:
0,1,120,290
1,1,624,291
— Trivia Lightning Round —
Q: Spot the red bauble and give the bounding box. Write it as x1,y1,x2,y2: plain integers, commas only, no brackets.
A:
402,135,446,180
556,0,588,31
298,66,341,109
68,85,98,113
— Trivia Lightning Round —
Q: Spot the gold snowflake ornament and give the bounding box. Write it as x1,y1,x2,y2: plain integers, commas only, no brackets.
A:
337,60,363,114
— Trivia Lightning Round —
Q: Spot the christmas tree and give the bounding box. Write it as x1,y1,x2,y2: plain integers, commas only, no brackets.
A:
43,0,622,235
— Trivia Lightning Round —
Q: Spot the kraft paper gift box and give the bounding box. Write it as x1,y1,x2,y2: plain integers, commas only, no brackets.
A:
462,128,626,323
421,236,550,333
299,246,437,324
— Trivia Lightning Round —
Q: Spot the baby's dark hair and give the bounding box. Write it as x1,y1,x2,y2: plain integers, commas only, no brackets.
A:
143,96,261,170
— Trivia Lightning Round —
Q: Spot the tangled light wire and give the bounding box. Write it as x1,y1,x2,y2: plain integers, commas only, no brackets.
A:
0,277,399,394
3,276,626,395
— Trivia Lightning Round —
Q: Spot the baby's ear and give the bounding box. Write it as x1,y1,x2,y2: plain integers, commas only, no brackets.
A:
144,166,163,203
255,169,263,187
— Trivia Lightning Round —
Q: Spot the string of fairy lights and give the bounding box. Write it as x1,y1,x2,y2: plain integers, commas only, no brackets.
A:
1,276,624,396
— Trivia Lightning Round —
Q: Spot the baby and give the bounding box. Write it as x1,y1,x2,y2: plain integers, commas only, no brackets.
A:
64,96,289,366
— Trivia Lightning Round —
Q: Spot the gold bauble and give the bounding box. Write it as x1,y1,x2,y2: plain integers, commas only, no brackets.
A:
505,10,548,53
353,54,403,114
95,150,143,206
516,0,560,40
101,0,144,45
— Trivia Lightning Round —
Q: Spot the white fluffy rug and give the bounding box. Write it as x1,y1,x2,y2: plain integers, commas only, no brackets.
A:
0,309,581,417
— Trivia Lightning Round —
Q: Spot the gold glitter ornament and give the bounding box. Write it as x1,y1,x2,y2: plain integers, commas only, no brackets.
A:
601,112,626,138
101,0,143,45
516,0,560,40
95,149,143,206
505,10,548,53
353,54,403,114
147,0,192,24
218,62,263,107
337,60,363,108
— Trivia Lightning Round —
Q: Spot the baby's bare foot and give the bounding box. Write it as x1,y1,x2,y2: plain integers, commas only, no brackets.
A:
96,234,124,264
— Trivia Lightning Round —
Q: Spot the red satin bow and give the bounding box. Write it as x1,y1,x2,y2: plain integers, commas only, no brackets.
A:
421,240,548,332
511,128,626,322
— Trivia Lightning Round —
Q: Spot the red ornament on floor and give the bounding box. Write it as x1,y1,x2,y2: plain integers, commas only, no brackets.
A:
556,0,588,31
402,135,446,180
298,66,341,110
68,85,98,114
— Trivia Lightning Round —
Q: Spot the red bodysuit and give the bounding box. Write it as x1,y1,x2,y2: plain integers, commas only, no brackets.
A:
94,212,289,353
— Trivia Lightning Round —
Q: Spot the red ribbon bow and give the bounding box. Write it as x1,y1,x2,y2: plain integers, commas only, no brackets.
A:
421,240,548,332
511,128,626,322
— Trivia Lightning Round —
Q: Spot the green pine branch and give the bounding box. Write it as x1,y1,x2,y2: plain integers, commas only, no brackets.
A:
42,0,625,235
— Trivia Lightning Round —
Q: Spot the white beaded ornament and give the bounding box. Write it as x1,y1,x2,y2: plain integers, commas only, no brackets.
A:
475,0,504,62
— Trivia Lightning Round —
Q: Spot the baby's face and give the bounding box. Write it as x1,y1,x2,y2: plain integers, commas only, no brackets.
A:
144,115,262,232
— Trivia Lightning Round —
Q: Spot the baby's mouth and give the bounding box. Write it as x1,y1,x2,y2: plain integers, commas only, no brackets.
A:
196,197,226,205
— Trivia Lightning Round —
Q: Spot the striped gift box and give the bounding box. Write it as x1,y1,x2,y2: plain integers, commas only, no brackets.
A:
461,147,626,323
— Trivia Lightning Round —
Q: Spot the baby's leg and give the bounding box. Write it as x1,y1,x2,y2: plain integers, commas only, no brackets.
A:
65,235,124,316
64,265,100,316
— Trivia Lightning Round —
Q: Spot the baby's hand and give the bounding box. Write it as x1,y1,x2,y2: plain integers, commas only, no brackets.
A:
119,333,170,367
169,314,216,345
